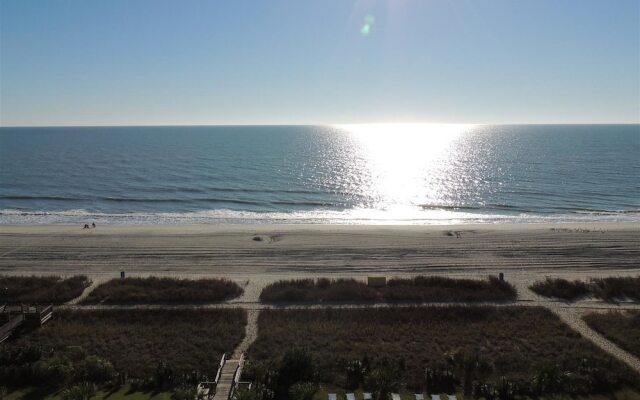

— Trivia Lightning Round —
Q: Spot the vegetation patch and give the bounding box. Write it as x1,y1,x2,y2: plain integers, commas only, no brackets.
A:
529,277,590,301
583,311,640,359
247,306,637,398
259,279,379,303
383,276,516,303
530,276,640,302
0,275,91,304
591,277,640,302
259,276,516,303
81,277,243,304
5,309,246,384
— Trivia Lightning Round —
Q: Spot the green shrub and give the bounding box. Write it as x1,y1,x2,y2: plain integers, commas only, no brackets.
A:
530,278,591,301
0,275,90,304
82,277,243,304
260,276,517,303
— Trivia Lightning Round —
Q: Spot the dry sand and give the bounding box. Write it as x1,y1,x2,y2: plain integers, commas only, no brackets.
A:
0,222,637,281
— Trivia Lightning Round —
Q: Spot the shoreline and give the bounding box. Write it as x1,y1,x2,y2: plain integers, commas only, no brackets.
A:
1,220,638,232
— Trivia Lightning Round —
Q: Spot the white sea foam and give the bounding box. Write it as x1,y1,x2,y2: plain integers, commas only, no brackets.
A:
1,207,638,225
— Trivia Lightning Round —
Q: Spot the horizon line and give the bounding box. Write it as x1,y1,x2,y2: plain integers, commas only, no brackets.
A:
2,122,639,129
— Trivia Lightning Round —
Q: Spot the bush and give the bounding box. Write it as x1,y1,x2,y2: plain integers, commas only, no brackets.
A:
276,349,315,398
529,278,590,301
76,356,117,383
260,279,379,303
260,276,517,303
60,382,95,400
383,276,516,302
82,277,243,304
530,276,640,302
0,275,90,304
591,276,640,302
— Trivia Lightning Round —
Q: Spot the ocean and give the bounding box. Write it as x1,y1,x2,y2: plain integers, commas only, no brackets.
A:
0,124,638,225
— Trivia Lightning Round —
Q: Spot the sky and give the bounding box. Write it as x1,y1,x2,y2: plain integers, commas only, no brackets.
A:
1,0,639,126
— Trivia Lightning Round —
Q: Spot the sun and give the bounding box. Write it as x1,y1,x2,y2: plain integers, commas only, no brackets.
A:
334,123,476,213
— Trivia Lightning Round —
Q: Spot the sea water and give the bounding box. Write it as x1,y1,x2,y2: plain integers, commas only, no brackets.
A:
0,124,638,224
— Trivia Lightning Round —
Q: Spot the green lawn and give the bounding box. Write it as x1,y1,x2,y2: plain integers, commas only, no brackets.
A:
5,386,172,400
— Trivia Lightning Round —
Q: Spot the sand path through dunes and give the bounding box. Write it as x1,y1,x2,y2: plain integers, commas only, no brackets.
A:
0,223,638,277
549,307,640,374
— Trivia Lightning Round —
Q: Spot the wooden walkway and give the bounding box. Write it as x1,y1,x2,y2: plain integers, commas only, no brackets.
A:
0,304,54,343
0,314,24,343
212,358,240,400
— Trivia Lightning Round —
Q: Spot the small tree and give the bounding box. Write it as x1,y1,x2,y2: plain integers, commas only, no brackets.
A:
446,349,492,395
346,360,368,389
277,348,314,397
366,367,400,400
532,363,565,395
76,355,117,383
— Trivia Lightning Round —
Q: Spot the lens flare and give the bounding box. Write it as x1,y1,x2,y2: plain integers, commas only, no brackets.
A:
360,14,375,36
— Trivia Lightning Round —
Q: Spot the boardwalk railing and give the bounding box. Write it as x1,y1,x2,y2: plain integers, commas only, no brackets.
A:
197,353,227,399
215,353,227,384
0,314,24,344
228,353,246,400
0,303,53,343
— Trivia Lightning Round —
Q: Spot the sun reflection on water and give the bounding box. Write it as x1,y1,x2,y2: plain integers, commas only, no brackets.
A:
334,123,476,218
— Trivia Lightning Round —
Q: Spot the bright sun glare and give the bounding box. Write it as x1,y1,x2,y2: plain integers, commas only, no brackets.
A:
335,123,475,217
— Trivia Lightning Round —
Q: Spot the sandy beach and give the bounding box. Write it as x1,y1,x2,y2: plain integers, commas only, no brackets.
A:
1,222,637,281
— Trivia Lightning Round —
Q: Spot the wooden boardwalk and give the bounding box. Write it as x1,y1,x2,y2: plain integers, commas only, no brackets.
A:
0,314,24,343
212,358,240,400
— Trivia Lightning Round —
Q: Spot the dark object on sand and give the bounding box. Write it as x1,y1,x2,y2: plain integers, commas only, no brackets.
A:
83,224,90,229
92,222,96,228
252,235,264,241
120,271,126,279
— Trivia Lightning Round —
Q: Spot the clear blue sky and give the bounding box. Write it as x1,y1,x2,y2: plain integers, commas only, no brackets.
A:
1,0,638,126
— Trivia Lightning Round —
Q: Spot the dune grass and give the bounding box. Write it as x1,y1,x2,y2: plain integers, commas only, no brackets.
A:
8,308,246,379
529,277,590,301
0,275,91,304
259,278,379,303
259,276,516,303
383,276,516,302
530,276,640,302
591,277,640,302
583,311,640,359
81,277,243,304
248,306,636,392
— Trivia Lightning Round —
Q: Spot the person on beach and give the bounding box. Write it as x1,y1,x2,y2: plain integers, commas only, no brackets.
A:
92,222,96,228
83,224,89,229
